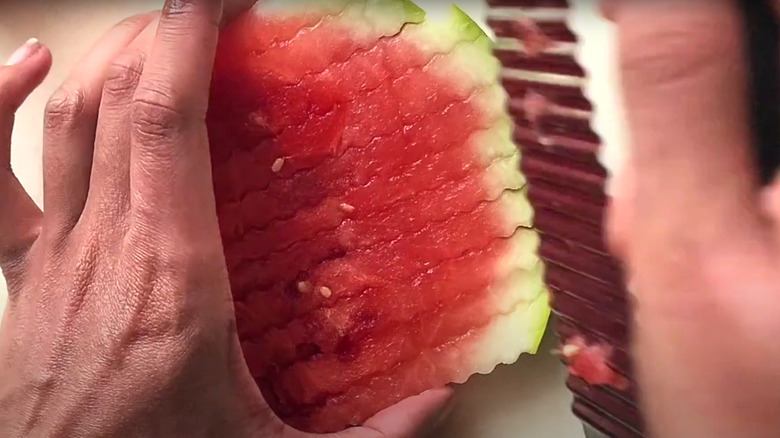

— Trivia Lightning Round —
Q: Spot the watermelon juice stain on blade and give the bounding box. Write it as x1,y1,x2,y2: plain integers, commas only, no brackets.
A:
209,0,550,433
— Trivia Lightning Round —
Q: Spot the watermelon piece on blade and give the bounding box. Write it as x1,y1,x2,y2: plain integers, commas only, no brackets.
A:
209,1,549,433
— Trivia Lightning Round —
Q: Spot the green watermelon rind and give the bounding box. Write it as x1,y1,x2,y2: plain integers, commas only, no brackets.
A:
450,4,491,47
401,0,427,24
528,288,552,354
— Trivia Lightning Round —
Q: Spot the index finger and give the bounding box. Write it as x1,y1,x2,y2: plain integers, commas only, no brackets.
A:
129,0,223,220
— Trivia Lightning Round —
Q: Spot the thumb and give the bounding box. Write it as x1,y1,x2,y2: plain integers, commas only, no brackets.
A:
335,387,455,438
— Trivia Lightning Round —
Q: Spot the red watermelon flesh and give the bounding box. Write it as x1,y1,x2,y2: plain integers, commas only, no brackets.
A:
208,0,550,432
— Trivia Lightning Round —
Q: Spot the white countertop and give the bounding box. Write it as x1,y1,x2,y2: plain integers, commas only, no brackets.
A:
0,2,584,436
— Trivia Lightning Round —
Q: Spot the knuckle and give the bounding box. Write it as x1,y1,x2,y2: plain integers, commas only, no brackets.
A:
103,53,145,98
45,87,86,131
131,90,186,141
619,8,741,87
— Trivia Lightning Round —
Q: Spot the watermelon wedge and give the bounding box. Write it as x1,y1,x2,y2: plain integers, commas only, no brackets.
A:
208,1,549,432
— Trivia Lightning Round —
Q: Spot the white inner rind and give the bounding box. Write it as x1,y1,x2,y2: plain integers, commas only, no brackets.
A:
567,2,629,195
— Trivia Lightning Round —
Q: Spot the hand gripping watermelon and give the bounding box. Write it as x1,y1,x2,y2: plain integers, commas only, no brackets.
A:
207,0,549,433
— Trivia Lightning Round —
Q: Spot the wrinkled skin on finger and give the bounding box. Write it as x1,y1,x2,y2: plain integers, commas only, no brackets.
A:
605,1,780,438
0,2,451,437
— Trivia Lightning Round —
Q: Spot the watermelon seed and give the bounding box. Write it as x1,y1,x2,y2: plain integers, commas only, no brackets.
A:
271,158,285,173
339,203,355,213
319,286,332,298
297,281,313,294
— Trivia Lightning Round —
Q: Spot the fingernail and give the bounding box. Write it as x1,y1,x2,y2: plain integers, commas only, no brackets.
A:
5,38,41,66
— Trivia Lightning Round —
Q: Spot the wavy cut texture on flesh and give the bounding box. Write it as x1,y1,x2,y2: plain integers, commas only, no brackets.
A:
208,0,549,433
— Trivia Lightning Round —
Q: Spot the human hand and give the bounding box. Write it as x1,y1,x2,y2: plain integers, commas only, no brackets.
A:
607,2,780,438
0,1,451,437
